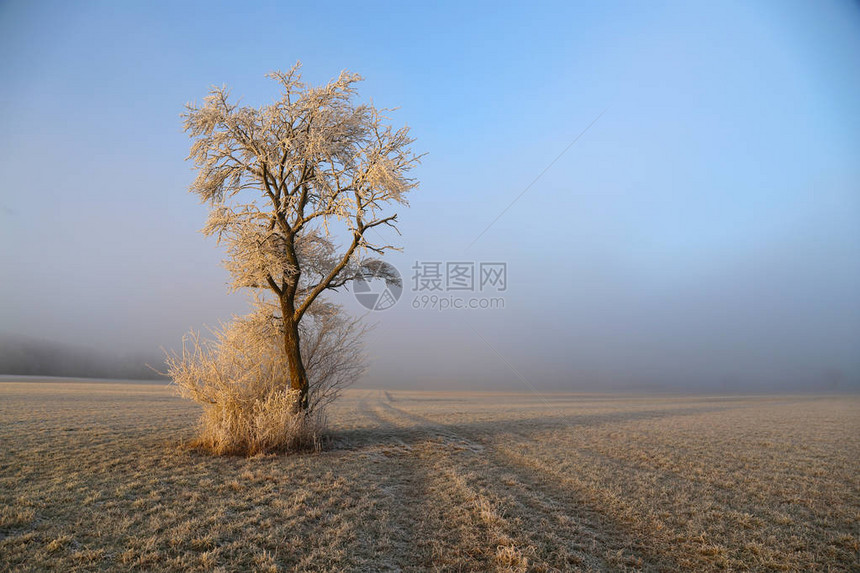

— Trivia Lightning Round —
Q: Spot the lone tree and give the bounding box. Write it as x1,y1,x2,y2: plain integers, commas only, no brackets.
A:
183,64,420,412
183,64,419,412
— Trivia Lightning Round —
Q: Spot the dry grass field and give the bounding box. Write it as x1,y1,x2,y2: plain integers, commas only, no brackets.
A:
0,380,858,572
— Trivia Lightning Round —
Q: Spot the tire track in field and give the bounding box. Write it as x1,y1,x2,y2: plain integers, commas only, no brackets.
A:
378,393,692,571
339,389,429,571
344,390,501,571
483,404,850,572
374,393,601,571
484,433,678,571
366,390,544,571
465,415,735,571
342,389,414,452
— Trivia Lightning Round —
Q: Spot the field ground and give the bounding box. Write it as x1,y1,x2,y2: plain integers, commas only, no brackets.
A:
0,381,858,572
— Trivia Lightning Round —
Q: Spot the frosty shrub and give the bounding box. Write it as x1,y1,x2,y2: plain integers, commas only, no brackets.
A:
166,299,366,455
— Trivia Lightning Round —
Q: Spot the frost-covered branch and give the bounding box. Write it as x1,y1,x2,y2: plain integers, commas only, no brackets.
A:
182,63,421,411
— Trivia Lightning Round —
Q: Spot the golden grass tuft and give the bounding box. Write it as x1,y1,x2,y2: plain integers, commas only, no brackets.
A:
190,387,324,456
164,321,330,456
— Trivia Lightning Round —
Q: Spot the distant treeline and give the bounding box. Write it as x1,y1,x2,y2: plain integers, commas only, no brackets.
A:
0,335,166,380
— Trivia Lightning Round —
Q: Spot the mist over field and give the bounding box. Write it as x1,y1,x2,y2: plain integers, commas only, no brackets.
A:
0,335,164,381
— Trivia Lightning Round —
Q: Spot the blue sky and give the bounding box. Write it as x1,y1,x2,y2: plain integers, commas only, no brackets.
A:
1,0,858,390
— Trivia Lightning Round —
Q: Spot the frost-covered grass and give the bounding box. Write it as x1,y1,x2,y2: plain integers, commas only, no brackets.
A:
1,381,857,571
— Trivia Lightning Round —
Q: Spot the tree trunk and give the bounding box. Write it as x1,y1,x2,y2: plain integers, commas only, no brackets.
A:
281,303,309,412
